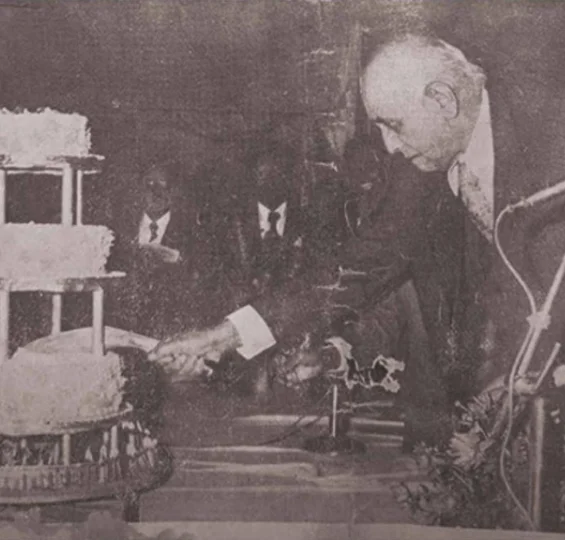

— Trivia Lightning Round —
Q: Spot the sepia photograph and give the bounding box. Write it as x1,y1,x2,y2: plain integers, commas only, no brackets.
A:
0,0,565,538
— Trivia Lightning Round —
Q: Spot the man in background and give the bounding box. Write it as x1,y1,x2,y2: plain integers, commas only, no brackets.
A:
219,144,307,299
110,161,193,266
107,159,215,338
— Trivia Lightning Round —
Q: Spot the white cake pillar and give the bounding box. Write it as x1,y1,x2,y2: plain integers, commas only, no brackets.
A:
0,289,9,364
57,163,74,337
51,293,62,335
62,434,71,466
0,169,6,224
92,287,104,355
61,163,73,226
76,169,84,225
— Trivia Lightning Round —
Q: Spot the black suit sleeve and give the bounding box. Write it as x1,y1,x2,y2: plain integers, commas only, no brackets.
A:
247,155,426,350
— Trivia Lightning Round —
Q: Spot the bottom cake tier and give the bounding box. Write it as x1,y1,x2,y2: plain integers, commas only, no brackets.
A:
0,418,171,504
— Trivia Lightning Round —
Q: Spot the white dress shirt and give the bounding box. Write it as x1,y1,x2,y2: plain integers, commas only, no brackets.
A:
258,201,288,238
447,89,495,241
138,211,171,245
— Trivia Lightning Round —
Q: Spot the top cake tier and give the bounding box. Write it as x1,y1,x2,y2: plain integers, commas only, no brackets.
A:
0,108,95,166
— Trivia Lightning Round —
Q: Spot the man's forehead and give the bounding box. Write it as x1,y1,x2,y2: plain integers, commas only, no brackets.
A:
362,74,410,121
361,47,425,117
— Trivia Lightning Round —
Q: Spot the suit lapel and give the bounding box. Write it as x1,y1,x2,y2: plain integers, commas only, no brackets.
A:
162,209,193,252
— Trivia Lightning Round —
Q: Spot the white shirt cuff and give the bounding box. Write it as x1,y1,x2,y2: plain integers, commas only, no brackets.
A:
226,305,276,360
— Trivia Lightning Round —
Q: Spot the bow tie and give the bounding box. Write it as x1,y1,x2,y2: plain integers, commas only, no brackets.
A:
263,211,281,242
268,210,280,230
258,201,287,239
149,220,159,242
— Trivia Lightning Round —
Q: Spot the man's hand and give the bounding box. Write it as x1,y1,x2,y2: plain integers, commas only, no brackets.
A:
148,320,241,383
274,338,344,387
140,243,181,264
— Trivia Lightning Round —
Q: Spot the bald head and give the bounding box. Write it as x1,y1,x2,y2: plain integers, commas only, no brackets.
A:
361,34,485,172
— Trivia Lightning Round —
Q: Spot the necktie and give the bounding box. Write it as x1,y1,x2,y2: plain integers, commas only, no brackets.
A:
264,211,281,241
149,220,159,242
456,159,493,242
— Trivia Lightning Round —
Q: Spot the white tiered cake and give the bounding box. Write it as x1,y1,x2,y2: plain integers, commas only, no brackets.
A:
0,349,125,429
0,109,124,428
0,109,165,505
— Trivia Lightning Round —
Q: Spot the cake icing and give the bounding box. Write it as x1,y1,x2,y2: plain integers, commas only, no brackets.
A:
0,349,125,427
0,224,114,279
0,108,91,165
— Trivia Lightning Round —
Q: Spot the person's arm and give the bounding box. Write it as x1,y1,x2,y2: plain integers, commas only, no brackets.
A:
149,154,424,378
148,318,242,380
247,153,425,348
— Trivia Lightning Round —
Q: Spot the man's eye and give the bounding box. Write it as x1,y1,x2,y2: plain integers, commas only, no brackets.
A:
384,123,401,134
372,120,401,135
370,121,385,134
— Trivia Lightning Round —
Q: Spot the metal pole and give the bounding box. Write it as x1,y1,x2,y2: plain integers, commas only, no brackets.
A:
331,384,338,438
518,252,565,377
529,397,545,530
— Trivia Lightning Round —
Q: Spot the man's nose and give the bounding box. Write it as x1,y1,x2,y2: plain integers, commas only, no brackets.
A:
380,127,403,155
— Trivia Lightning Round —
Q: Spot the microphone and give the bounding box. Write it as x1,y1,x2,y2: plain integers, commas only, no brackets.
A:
511,178,565,209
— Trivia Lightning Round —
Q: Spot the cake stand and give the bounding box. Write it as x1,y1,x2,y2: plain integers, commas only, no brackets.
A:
0,155,111,360
0,282,171,519
0,157,171,519
0,408,171,506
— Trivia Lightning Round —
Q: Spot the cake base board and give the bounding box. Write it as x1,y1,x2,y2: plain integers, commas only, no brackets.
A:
0,445,171,506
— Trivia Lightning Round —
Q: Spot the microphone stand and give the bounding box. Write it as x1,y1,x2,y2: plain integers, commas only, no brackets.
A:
503,179,565,387
302,380,366,454
495,179,565,530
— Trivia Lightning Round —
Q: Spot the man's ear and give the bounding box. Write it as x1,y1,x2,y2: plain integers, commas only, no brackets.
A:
423,81,459,119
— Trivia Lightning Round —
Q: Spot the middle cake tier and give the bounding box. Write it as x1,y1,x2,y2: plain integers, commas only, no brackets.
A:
0,224,114,279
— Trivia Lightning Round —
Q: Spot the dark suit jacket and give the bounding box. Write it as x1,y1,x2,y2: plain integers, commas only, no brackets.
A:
109,201,192,268
217,179,310,305
246,60,565,408
106,189,220,338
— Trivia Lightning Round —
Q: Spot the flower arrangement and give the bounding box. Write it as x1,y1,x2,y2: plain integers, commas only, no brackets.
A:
393,384,535,529
274,334,405,393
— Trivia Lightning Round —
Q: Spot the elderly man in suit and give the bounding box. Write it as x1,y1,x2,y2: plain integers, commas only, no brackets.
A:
148,32,565,448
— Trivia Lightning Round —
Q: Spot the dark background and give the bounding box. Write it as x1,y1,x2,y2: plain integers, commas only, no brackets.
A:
1,0,564,224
